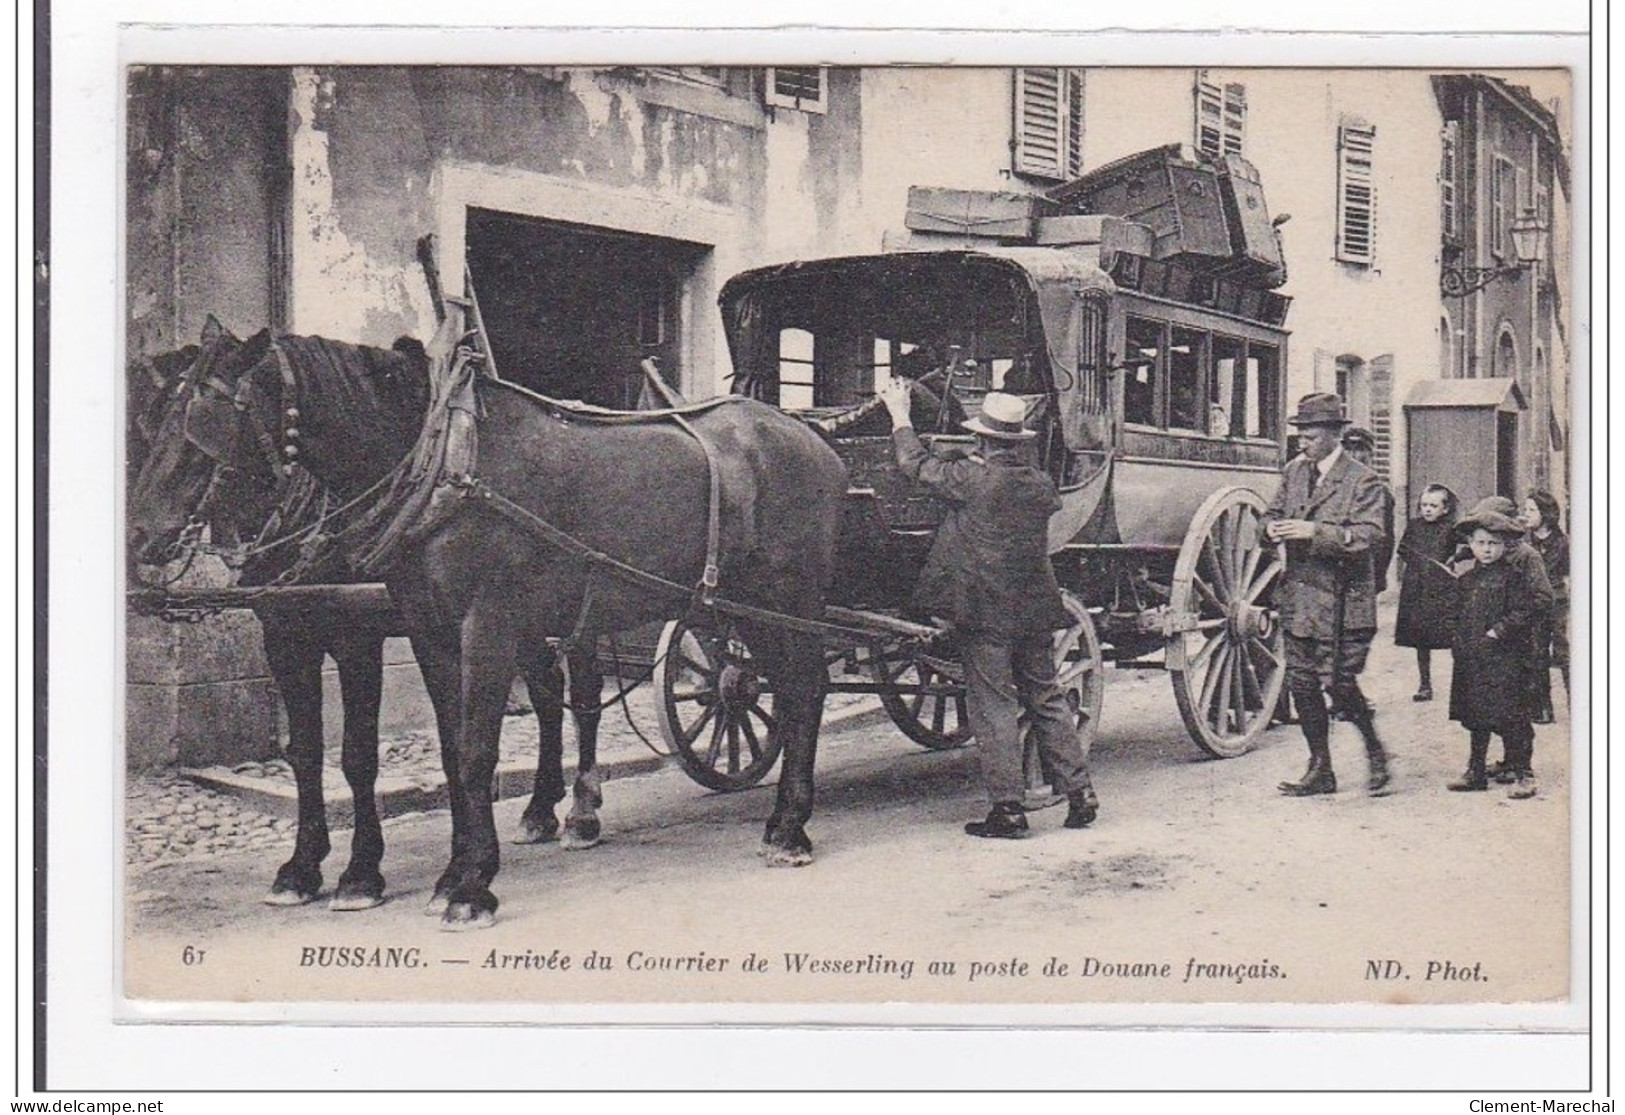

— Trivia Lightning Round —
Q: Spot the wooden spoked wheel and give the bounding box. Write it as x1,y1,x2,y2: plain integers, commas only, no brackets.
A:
869,641,972,751
654,618,784,792
1051,589,1106,756
1167,487,1288,759
1021,589,1107,799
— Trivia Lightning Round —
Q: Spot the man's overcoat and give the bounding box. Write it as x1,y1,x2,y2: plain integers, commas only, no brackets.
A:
892,427,1070,639
1260,451,1387,638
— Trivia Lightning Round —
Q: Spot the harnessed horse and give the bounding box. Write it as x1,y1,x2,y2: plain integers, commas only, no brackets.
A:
128,319,608,912
129,309,846,929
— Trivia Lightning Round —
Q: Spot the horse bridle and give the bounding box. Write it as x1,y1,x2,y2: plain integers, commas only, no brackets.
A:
166,338,301,563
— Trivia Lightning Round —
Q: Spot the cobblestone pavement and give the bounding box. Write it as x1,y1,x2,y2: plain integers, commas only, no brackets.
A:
124,686,876,870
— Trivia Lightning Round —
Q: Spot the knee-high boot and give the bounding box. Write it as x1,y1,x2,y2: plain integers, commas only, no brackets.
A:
1279,687,1336,796
1350,707,1392,796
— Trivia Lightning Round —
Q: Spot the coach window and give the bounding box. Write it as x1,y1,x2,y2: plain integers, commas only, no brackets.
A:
778,328,816,409
1211,334,1246,436
1168,326,1206,432
1123,315,1161,426
1248,343,1281,440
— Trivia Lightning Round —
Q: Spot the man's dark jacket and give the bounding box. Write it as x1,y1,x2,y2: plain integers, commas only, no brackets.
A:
1259,449,1387,638
892,427,1070,638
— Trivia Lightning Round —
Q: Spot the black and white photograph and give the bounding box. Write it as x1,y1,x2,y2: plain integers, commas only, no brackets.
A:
30,2,1599,1096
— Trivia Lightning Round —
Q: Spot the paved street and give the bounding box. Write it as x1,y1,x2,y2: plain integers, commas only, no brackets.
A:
124,604,1574,1008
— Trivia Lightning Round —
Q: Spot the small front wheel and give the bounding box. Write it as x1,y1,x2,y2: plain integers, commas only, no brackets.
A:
653,618,784,791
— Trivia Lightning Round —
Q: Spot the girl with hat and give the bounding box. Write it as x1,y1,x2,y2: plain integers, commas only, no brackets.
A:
1446,508,1549,798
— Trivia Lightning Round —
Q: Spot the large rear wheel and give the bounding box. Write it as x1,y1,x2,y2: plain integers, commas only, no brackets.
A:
1167,487,1288,758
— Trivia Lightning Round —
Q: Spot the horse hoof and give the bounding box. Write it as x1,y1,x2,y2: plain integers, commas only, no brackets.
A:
561,817,602,850
511,820,560,846
423,894,450,917
329,892,385,913
263,887,318,907
440,904,497,932
762,845,814,868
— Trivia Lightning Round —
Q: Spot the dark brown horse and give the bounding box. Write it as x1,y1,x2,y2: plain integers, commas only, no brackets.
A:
128,321,607,913
129,310,846,929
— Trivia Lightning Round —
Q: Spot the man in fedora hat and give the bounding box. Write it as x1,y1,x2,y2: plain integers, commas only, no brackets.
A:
1341,425,1396,595
1262,392,1392,797
877,380,1098,838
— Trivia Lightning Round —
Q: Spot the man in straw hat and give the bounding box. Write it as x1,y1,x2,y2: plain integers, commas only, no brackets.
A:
1262,392,1393,797
878,380,1098,838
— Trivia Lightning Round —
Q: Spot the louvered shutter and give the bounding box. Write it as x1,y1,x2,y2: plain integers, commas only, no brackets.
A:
1440,121,1459,238
1014,68,1082,180
1336,120,1377,265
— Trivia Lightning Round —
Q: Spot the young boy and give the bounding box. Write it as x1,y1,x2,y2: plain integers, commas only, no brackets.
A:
1447,508,1552,799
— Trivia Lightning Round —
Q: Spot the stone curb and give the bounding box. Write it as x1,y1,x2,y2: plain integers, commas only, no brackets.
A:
181,696,889,828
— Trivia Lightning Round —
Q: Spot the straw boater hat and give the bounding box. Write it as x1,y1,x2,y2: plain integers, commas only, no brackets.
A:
963,391,1036,441
1286,392,1351,428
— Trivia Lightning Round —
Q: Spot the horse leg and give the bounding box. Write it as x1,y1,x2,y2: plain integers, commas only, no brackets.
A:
328,631,387,911
561,646,604,851
756,627,826,867
260,619,330,905
513,649,565,845
441,599,515,930
402,622,466,917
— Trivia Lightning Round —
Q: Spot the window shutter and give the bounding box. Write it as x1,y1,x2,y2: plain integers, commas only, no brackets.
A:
764,66,827,114
1194,74,1223,158
1194,73,1246,159
1491,155,1515,259
1440,120,1458,239
1014,68,1083,180
1065,70,1085,179
1014,67,1064,178
1222,82,1247,157
1336,120,1377,265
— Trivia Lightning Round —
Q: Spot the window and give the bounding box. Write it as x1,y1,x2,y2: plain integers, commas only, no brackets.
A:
1013,68,1084,181
1440,120,1459,240
1168,326,1205,432
1439,313,1456,379
1123,315,1161,426
1335,356,1372,427
1336,119,1377,265
764,67,827,114
1193,73,1246,159
777,328,816,409
1491,155,1516,260
1249,344,1282,442
1493,327,1518,382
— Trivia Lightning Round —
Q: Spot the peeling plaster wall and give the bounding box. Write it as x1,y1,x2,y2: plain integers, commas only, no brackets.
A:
288,67,787,348
125,66,285,356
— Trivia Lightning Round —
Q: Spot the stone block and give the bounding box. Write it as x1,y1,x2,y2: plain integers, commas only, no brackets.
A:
126,611,270,685
125,676,281,771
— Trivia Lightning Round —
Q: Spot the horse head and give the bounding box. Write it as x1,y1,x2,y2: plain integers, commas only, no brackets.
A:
127,319,281,567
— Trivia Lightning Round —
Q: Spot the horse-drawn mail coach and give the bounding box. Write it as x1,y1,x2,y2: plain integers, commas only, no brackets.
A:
654,144,1296,789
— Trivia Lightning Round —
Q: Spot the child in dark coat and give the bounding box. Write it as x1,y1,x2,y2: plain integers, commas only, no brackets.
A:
1394,483,1459,701
1447,508,1554,799
1521,490,1570,722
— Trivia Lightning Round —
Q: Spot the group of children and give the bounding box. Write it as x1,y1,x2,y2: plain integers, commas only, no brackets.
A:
1394,485,1569,799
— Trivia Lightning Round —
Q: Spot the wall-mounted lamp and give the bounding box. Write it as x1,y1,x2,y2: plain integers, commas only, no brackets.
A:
1440,208,1548,297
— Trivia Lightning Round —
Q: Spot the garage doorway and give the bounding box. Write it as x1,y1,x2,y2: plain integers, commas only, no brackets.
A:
465,208,710,408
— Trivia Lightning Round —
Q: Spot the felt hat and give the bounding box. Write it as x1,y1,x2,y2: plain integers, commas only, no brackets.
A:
1342,425,1376,450
962,391,1036,441
1286,392,1351,428
1467,495,1519,520
1453,508,1525,539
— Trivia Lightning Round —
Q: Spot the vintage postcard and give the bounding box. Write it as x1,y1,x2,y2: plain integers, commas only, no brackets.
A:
35,8,1593,1095
115,54,1585,1021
